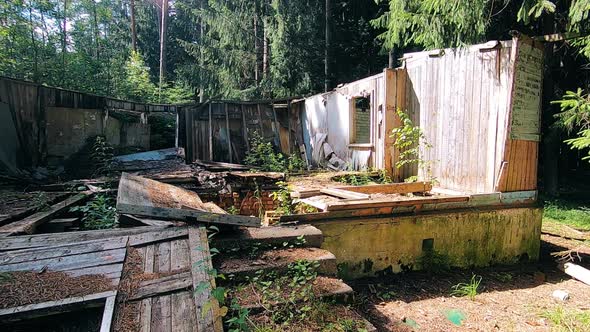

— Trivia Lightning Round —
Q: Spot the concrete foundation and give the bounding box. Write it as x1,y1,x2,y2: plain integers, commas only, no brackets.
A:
314,206,542,278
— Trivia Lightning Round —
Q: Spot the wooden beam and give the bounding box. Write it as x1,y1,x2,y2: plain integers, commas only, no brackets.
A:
208,103,213,161
299,198,329,211
241,104,250,151
293,182,432,198
326,196,469,211
116,173,260,227
225,103,233,163
128,272,192,301
320,188,370,200
99,293,117,332
0,291,116,323
0,192,91,236
189,226,223,332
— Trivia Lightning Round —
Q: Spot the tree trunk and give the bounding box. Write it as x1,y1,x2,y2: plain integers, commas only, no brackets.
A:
28,3,38,82
130,0,137,53
254,0,261,85
62,0,68,85
324,0,331,92
262,21,269,80
159,0,169,98
541,12,559,195
199,0,205,102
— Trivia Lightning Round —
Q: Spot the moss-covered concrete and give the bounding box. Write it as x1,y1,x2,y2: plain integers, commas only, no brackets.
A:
314,207,542,279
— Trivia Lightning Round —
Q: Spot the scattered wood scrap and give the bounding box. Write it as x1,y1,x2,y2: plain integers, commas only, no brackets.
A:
116,173,261,227
0,192,91,236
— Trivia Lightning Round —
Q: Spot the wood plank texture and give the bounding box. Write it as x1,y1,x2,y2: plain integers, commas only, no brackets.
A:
188,226,223,332
0,192,91,235
0,291,116,322
117,173,260,227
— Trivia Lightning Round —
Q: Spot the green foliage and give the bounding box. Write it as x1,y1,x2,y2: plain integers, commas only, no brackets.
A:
244,132,286,172
553,89,590,161
119,51,158,103
269,181,293,216
390,108,434,182
32,192,51,212
287,155,306,173
451,274,482,300
541,306,590,332
70,194,117,230
336,172,374,186
418,249,452,273
89,136,114,177
371,0,490,50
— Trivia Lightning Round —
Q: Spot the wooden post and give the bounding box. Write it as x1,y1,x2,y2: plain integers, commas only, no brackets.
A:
272,102,280,147
241,104,250,151
225,103,233,163
287,101,292,154
208,103,213,161
256,103,264,136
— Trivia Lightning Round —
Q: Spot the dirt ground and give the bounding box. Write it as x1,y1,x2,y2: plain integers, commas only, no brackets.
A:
351,232,590,332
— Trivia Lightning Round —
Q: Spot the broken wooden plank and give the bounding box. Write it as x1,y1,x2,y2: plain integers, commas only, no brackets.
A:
292,182,433,198
320,188,370,200
0,290,116,323
299,198,329,211
117,173,260,227
0,247,126,273
129,272,192,301
325,196,469,211
99,293,117,332
212,225,323,249
0,236,128,265
0,192,91,236
119,214,175,227
189,226,223,332
0,226,169,252
128,227,189,247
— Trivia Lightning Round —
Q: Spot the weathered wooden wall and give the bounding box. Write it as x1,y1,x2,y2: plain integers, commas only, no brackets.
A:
301,72,385,170
403,37,542,193
0,76,176,171
180,100,299,164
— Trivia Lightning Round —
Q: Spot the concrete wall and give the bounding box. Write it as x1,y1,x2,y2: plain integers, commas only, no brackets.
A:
314,207,542,279
46,107,150,164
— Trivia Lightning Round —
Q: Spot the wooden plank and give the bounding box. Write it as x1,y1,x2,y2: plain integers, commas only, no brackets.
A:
170,238,190,271
129,227,188,247
117,173,260,227
129,272,192,301
0,192,91,235
320,188,370,200
241,104,250,151
156,241,171,273
140,299,153,332
171,291,196,332
0,236,128,265
293,182,433,198
99,293,117,332
326,196,470,211
65,263,124,282
0,226,169,252
225,103,233,163
151,295,171,332
208,103,213,161
299,198,328,211
0,247,126,273
0,290,116,322
144,244,156,273
189,226,223,332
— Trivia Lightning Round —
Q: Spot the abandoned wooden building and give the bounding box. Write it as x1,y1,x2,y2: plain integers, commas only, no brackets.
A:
0,35,542,330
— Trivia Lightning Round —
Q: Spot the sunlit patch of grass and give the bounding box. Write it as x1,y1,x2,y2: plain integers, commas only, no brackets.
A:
543,199,590,231
541,306,590,332
450,274,481,301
